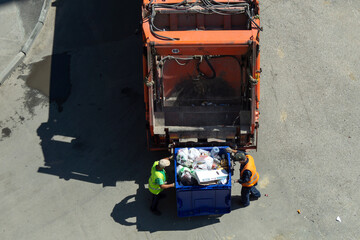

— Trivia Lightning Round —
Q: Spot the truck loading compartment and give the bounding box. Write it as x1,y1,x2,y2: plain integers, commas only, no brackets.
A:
153,55,252,139
143,0,261,150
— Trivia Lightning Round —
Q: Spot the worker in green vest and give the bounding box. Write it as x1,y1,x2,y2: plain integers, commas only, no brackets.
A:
148,157,175,216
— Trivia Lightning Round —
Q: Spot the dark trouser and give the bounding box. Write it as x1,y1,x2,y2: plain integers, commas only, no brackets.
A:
241,183,261,206
150,193,160,211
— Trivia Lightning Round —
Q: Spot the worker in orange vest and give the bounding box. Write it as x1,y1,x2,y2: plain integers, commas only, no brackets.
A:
227,148,261,207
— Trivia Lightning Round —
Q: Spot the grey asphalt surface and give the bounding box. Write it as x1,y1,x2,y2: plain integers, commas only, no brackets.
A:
0,0,360,239
0,0,44,79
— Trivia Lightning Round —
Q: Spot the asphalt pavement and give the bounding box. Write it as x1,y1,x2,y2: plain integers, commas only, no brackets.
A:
0,0,49,84
0,0,360,239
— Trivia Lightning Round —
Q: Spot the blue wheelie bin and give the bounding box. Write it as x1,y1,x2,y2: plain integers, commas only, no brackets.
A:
174,146,232,217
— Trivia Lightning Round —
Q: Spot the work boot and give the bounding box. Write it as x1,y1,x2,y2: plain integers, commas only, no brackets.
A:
151,208,162,216
239,200,250,208
250,195,259,201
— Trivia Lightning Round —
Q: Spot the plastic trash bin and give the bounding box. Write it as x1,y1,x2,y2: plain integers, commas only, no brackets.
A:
174,146,232,217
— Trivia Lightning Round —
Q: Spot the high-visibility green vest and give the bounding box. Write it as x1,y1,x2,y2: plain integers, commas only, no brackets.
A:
148,161,166,195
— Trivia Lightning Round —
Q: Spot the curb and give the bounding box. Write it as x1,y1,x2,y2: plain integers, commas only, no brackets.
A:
0,0,52,86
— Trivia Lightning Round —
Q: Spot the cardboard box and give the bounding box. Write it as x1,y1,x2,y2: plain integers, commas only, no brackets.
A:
194,169,228,184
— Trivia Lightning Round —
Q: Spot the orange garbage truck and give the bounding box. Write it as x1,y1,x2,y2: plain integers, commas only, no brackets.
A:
142,0,262,216
142,0,261,152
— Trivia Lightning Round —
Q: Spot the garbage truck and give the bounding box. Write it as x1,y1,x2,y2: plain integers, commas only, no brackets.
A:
142,0,262,216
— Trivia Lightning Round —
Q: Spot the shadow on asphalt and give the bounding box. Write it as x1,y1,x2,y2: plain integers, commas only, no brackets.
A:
111,186,221,233
33,0,223,232
36,0,145,187
110,187,245,232
0,0,24,4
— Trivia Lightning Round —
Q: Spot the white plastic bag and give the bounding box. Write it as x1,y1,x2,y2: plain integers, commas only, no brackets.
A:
193,155,214,170
199,149,210,156
176,165,183,176
188,148,201,161
176,148,193,167
194,163,208,170
176,165,191,177
204,156,214,169
177,148,189,162
177,165,197,185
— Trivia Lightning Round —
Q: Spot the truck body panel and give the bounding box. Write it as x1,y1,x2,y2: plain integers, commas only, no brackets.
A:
142,0,261,151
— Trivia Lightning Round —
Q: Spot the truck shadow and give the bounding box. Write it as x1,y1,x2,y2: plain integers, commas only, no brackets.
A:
36,0,145,186
34,0,221,232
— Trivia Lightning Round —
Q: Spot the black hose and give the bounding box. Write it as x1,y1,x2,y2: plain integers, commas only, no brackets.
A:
245,8,263,31
197,56,216,79
151,0,188,8
149,5,179,41
211,55,242,70
147,0,250,40
150,24,179,41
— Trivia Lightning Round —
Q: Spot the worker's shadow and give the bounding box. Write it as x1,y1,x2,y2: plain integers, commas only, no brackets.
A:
111,184,221,232
231,195,248,210
110,182,255,231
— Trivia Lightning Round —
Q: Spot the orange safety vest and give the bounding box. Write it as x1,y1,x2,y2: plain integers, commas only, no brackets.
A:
240,155,259,187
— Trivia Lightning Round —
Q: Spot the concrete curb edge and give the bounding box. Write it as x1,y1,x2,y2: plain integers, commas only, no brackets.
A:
0,0,52,85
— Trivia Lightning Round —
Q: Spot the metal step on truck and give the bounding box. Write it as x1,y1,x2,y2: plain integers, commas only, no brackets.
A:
142,0,261,217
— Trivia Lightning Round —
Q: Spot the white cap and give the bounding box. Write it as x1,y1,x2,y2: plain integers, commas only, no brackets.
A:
159,159,170,168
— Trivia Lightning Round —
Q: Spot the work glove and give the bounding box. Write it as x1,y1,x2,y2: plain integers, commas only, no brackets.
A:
231,179,239,184
225,147,233,153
